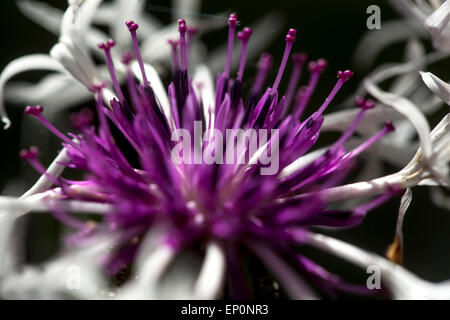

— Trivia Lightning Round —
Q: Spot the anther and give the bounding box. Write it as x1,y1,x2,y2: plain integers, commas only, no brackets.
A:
19,146,39,160
125,20,138,32
384,121,395,132
337,70,354,82
308,59,328,73
70,108,94,130
292,52,308,65
355,96,376,110
121,51,134,66
285,28,297,43
229,13,238,26
24,105,43,116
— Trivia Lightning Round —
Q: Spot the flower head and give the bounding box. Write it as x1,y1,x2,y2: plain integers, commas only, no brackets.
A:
6,11,407,299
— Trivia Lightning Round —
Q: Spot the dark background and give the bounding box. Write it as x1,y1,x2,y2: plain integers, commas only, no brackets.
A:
0,0,449,293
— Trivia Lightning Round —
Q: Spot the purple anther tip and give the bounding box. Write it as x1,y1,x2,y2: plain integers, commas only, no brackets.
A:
355,96,376,110
292,52,308,64
285,28,297,43
228,13,238,26
20,146,39,160
178,19,187,32
237,27,252,41
384,121,395,132
24,105,43,116
337,70,354,81
167,39,179,47
259,53,273,69
98,39,115,50
71,108,94,130
90,82,107,93
121,51,134,65
288,28,297,37
126,20,139,32
308,59,328,73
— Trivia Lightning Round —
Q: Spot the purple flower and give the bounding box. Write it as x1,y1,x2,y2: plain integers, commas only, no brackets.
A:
16,14,401,299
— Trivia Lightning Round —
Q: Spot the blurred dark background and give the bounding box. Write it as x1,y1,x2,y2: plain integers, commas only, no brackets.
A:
0,0,449,295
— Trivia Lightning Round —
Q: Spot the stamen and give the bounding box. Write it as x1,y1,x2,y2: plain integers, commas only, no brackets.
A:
126,20,149,87
20,146,60,185
354,187,402,216
178,19,188,71
346,121,395,159
237,27,252,82
168,39,180,71
224,13,238,77
49,204,89,230
25,105,75,147
272,29,297,92
317,69,354,115
250,53,273,97
292,59,327,119
98,39,125,102
285,53,308,108
334,97,375,146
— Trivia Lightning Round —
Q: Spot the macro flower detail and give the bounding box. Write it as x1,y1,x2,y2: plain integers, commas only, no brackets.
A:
0,9,412,300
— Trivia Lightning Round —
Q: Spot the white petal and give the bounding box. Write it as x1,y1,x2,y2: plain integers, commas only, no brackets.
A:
352,19,426,70
0,54,63,129
247,241,318,299
17,0,63,34
425,0,450,52
0,238,112,299
192,65,215,128
193,242,226,299
118,245,177,299
5,75,92,116
390,39,425,96
0,196,112,215
22,148,69,198
280,146,328,178
388,0,431,21
365,79,433,158
305,232,440,299
172,0,201,22
110,0,144,48
395,187,412,246
50,39,97,89
94,2,161,35
420,71,450,105
140,24,180,63
431,188,450,210
60,0,103,43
